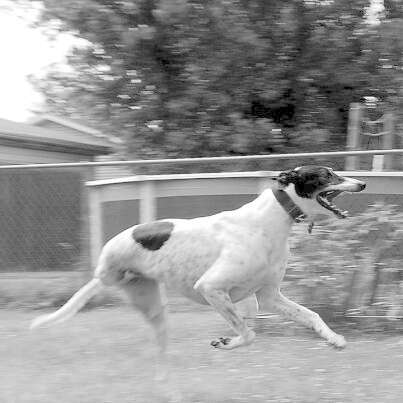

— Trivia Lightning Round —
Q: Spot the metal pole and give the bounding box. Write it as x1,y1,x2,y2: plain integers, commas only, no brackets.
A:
1,149,403,170
346,103,362,170
80,166,95,277
383,112,395,170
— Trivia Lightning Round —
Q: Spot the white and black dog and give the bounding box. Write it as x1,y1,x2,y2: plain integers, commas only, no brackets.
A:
31,166,365,356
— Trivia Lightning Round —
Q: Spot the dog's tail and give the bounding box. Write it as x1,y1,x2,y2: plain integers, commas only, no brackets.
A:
30,278,104,330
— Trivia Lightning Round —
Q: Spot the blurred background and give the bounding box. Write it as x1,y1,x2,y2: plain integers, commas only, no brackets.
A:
2,0,403,167
0,1,403,402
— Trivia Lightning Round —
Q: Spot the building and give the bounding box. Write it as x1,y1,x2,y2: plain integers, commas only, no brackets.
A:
0,115,115,164
0,115,119,271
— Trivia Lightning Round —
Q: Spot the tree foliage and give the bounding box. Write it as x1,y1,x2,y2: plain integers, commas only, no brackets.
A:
28,0,403,160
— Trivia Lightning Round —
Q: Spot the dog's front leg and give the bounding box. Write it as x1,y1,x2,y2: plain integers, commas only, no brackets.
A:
256,287,346,349
194,280,255,350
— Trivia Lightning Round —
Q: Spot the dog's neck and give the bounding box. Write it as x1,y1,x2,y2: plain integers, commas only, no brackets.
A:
239,188,298,232
272,189,306,223
272,187,315,233
239,186,314,235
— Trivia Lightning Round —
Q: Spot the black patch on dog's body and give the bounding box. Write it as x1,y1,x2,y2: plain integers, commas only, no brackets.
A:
132,221,174,251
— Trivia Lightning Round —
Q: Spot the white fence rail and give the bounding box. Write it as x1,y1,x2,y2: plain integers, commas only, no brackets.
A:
86,170,403,268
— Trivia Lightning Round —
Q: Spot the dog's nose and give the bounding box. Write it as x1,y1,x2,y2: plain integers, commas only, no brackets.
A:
359,182,366,190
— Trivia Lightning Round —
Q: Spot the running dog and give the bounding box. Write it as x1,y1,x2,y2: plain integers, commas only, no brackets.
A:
31,166,365,355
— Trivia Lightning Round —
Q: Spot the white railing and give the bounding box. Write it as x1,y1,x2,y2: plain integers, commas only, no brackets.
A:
86,169,403,268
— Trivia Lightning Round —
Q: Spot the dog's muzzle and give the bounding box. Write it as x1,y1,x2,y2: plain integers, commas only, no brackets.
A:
317,179,366,219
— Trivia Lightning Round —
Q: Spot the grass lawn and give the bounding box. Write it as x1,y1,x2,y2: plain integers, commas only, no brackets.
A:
1,306,403,403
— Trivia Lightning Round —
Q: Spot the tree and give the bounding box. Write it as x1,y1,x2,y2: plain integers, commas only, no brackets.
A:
26,0,402,164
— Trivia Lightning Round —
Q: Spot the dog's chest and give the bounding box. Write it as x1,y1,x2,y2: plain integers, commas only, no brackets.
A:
262,230,289,263
257,229,289,282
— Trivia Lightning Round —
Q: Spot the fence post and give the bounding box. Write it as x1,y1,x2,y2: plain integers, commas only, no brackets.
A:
88,183,103,270
80,166,95,277
345,103,362,170
139,181,156,223
383,112,395,170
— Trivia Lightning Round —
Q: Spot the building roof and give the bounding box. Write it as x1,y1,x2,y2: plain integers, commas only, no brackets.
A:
29,114,121,143
0,117,116,156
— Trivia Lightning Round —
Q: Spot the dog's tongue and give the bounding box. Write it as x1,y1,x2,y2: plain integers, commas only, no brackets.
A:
327,202,348,219
317,193,348,219
336,210,349,219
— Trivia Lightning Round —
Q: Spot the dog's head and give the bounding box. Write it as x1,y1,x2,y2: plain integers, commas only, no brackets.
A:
276,165,366,219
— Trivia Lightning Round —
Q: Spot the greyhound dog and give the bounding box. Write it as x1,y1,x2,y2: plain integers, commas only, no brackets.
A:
31,166,365,355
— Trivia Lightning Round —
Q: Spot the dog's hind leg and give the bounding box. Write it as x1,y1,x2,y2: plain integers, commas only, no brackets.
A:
256,286,346,349
120,277,168,378
121,276,183,402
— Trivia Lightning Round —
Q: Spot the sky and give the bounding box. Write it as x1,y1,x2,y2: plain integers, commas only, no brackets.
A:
0,2,74,122
0,0,385,123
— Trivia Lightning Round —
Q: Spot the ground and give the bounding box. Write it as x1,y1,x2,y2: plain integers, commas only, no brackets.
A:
1,304,403,403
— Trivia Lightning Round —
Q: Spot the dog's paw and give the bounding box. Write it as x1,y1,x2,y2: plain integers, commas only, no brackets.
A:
328,334,347,350
211,337,232,348
210,331,256,350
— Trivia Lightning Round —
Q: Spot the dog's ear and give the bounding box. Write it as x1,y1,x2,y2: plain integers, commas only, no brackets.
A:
294,173,320,198
275,170,299,189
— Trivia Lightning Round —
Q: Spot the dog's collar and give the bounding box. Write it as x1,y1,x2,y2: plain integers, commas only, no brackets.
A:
272,189,306,223
273,189,315,233
272,189,315,233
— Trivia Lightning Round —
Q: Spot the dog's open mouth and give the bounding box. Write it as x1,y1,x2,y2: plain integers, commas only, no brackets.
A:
316,190,348,218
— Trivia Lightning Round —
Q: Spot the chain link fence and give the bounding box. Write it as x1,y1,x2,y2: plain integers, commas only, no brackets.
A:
0,169,85,272
0,149,402,274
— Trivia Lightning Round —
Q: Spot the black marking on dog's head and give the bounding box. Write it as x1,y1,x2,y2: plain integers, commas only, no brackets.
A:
132,221,174,251
277,166,342,198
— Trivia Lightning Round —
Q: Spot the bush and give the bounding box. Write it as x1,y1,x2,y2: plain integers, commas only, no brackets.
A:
287,203,403,330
